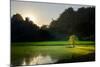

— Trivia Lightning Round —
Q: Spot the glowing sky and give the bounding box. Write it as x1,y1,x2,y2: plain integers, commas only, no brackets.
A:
11,0,92,27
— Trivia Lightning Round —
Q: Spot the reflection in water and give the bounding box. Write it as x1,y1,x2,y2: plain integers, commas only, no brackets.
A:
22,54,57,65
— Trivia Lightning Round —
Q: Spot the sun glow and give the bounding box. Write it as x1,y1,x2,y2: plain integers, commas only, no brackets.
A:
22,13,38,25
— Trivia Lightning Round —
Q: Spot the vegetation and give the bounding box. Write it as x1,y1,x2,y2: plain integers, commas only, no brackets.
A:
11,6,95,65
49,7,95,41
12,41,95,46
69,35,78,48
11,7,95,42
11,44,95,65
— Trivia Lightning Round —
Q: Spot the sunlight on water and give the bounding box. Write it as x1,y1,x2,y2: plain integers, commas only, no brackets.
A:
22,54,57,66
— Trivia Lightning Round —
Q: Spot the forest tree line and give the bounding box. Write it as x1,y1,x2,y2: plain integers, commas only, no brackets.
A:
11,7,95,42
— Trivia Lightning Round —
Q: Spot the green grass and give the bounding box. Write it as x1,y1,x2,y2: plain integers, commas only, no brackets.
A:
12,41,95,46
11,45,95,58
11,41,95,65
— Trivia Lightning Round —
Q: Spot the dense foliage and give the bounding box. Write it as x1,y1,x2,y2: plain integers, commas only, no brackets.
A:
49,7,95,41
11,14,54,42
11,7,95,42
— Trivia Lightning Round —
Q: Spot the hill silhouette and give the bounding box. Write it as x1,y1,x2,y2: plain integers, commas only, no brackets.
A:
11,7,95,42
49,7,95,41
11,14,54,42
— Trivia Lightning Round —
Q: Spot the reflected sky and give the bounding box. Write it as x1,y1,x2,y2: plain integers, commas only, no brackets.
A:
22,54,57,65
11,0,92,26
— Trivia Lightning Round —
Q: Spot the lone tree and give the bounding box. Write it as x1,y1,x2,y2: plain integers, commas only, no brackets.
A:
69,35,78,48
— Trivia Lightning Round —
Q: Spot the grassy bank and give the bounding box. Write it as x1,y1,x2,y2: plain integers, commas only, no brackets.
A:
12,41,95,46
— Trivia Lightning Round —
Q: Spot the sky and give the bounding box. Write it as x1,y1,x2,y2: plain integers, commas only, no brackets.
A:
11,0,93,27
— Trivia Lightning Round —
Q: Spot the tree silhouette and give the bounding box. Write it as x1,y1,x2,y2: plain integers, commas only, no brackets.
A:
49,7,95,41
11,6,95,42
11,13,54,42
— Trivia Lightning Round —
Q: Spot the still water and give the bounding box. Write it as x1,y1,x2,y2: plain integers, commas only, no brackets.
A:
11,45,95,67
22,54,58,65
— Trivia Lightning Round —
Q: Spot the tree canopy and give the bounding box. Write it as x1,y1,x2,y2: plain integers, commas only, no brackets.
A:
11,7,95,42
49,7,95,41
11,14,53,42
